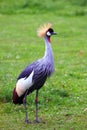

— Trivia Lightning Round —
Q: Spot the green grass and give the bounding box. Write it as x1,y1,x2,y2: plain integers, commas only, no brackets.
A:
0,0,87,130
0,0,87,15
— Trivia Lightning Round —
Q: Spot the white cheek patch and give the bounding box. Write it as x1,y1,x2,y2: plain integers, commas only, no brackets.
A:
16,70,34,97
46,31,51,36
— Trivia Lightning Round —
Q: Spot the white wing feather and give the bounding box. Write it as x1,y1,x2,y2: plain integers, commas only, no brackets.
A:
16,70,34,97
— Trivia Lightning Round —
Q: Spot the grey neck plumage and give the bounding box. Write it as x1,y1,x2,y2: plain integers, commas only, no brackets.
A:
42,36,54,76
44,36,53,58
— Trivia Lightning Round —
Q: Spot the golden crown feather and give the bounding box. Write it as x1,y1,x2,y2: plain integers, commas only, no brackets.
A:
37,23,52,37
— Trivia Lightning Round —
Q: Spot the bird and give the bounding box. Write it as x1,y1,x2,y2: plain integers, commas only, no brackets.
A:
12,23,57,124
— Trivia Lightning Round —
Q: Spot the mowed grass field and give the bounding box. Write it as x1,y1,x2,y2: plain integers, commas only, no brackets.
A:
0,0,87,130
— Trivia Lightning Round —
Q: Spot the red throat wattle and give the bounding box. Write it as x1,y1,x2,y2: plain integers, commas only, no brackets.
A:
47,37,51,43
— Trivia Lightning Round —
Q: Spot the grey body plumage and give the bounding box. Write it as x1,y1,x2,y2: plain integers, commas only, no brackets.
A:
17,36,54,93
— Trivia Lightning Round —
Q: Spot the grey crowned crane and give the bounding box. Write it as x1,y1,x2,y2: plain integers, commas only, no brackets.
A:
12,23,57,123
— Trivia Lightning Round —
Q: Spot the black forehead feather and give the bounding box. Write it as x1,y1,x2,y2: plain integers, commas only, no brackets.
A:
47,28,54,33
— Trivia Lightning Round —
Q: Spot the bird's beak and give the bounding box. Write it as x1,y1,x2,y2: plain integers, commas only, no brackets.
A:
52,32,57,35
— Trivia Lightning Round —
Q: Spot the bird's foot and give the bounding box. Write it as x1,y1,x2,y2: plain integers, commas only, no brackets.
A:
25,119,45,124
34,119,45,124
25,119,32,124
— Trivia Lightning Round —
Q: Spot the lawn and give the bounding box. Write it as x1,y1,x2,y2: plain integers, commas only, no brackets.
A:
0,0,87,130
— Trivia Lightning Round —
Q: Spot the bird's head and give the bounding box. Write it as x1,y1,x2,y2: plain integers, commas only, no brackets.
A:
37,23,57,41
46,28,57,37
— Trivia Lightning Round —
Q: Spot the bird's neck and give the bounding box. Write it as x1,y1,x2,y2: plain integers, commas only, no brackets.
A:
43,36,54,62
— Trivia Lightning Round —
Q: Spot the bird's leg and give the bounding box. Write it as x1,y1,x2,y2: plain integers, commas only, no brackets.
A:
23,89,29,124
35,89,39,123
34,90,45,124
